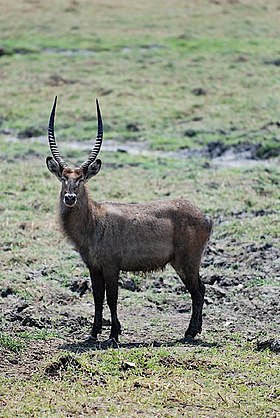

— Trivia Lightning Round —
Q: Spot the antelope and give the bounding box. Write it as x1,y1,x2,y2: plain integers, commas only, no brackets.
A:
46,97,212,343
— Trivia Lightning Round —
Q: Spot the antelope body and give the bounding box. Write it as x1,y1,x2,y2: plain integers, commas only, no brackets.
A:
46,97,212,342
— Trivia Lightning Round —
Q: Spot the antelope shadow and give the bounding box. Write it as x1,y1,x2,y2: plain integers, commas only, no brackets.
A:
59,336,219,353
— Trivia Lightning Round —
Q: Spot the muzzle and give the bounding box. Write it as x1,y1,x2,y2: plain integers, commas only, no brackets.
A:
64,193,77,207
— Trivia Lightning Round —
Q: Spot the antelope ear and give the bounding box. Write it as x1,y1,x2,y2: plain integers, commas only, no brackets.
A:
84,159,102,181
46,157,63,181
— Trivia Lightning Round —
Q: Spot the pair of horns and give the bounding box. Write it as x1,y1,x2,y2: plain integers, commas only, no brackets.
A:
48,96,103,172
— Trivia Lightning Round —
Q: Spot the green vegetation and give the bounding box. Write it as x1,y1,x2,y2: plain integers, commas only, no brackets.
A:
0,345,279,417
0,334,25,353
1,1,280,152
0,0,279,416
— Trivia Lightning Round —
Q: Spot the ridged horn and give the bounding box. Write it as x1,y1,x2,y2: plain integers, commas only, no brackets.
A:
48,96,67,169
80,99,103,172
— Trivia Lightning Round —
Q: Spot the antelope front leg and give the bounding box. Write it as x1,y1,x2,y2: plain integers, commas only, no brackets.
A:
90,268,105,339
104,270,121,342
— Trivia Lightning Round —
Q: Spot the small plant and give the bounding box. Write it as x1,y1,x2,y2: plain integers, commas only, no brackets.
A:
0,334,25,353
18,330,60,341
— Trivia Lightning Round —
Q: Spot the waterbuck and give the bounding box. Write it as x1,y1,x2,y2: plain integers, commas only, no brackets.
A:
46,97,212,343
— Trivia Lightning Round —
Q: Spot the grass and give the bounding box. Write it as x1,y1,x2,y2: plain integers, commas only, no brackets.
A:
0,345,279,417
0,0,279,416
0,334,25,353
1,1,280,153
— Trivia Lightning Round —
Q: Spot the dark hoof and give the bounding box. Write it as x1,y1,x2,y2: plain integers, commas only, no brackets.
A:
77,336,101,348
185,327,201,339
101,338,119,349
183,335,196,344
88,335,98,341
83,335,99,344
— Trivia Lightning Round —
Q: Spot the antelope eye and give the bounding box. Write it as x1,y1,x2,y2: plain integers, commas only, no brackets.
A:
62,177,68,185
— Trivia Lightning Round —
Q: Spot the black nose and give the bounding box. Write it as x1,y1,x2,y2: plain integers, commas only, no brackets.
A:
64,193,77,207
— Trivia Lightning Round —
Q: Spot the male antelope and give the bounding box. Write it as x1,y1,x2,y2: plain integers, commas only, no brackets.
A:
46,97,212,343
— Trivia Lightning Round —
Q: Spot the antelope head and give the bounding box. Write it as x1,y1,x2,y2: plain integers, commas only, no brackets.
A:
46,97,103,208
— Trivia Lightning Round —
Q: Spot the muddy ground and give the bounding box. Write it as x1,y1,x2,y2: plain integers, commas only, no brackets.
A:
1,236,279,377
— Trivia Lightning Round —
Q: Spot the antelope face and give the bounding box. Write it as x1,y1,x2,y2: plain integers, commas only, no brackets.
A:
61,168,84,208
46,158,102,208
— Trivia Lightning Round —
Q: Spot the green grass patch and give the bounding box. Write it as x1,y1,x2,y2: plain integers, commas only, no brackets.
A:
0,334,25,353
18,330,61,341
0,344,279,417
